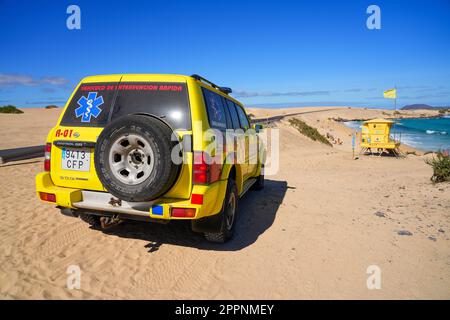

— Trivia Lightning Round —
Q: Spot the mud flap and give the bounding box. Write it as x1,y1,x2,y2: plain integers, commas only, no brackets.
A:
59,207,79,218
191,211,223,233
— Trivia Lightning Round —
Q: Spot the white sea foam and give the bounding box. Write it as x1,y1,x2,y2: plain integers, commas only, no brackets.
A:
426,130,448,135
400,134,422,145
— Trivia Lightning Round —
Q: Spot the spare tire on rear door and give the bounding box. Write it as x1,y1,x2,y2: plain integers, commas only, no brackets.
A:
94,114,181,202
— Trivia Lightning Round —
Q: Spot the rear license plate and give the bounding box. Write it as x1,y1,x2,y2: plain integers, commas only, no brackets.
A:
61,147,90,171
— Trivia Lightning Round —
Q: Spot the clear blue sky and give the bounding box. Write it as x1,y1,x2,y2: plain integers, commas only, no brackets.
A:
1,0,449,108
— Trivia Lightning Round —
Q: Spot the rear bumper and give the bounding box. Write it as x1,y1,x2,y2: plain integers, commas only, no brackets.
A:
36,172,227,220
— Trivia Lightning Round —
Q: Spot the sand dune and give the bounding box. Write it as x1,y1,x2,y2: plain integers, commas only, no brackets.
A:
0,107,449,299
0,108,62,149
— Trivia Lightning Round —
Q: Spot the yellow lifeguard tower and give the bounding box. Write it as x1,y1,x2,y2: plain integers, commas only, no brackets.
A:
360,118,401,156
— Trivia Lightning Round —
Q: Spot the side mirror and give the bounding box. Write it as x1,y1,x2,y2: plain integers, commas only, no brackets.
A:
253,124,263,133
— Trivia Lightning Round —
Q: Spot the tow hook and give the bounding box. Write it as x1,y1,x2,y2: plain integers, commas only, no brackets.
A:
109,197,122,207
100,215,123,229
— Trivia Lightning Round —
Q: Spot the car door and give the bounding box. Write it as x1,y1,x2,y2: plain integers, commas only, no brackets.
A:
235,104,256,179
52,76,122,191
201,88,228,173
224,99,247,176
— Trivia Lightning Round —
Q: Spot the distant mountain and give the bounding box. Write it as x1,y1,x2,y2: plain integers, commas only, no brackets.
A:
401,104,449,110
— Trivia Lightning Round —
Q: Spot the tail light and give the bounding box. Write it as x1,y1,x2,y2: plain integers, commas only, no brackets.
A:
39,192,56,202
171,207,196,218
193,151,222,184
44,143,51,171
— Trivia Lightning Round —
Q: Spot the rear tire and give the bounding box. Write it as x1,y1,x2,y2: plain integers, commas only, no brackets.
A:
204,179,238,243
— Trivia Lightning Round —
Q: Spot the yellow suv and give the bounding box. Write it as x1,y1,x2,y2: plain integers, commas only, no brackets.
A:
36,74,265,242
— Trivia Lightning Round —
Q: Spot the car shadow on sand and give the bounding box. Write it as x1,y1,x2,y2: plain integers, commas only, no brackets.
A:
100,179,288,252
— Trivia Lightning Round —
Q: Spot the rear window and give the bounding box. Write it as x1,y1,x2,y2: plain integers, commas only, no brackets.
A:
60,82,191,129
202,87,227,130
111,82,190,130
60,82,118,127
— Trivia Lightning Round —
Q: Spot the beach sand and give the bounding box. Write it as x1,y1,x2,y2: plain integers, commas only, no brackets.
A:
0,108,61,149
0,107,449,299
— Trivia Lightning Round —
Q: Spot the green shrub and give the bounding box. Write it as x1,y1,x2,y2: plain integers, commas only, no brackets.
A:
0,105,24,114
426,151,450,183
289,118,332,146
393,110,401,115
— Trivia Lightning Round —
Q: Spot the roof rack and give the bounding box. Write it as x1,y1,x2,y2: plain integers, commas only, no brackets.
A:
191,74,232,95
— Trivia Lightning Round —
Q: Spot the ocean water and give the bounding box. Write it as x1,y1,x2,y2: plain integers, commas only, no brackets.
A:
344,116,450,152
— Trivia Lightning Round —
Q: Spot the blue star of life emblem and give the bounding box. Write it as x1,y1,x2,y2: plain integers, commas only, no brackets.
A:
75,92,104,123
